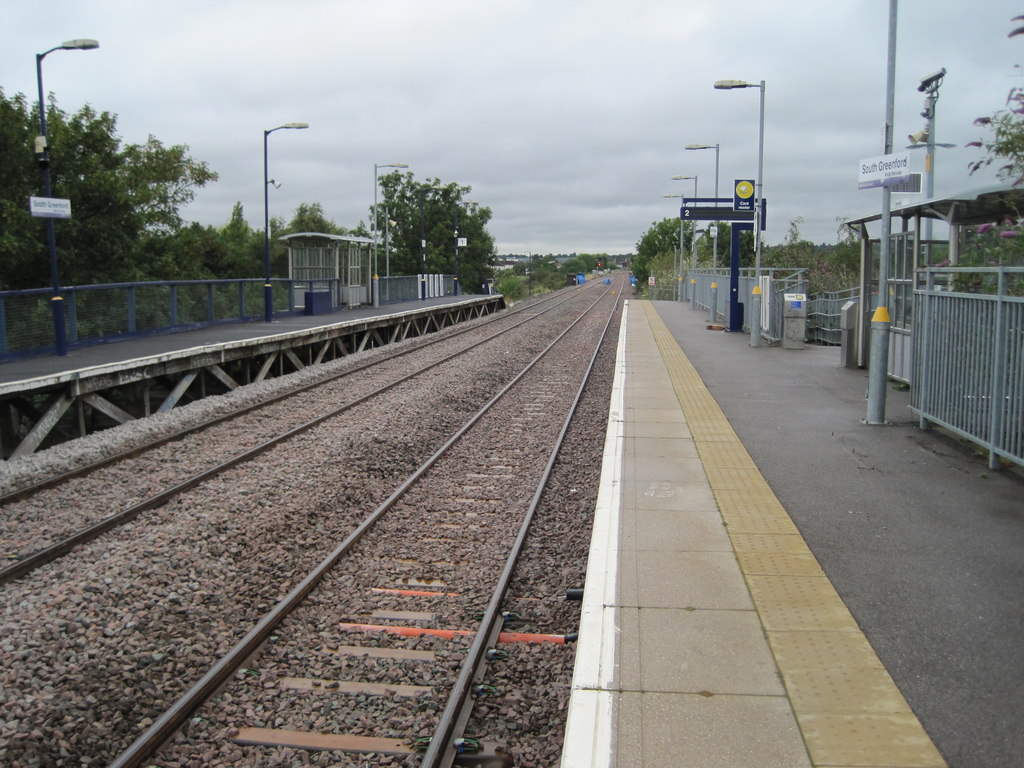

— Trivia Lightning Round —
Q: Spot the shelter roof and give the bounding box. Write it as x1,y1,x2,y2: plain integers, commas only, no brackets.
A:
279,232,374,245
845,183,1024,231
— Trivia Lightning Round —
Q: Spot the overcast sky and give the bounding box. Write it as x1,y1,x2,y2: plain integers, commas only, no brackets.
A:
4,1,1021,255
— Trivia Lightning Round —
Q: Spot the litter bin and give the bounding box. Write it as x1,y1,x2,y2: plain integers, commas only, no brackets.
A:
782,293,806,349
304,291,332,315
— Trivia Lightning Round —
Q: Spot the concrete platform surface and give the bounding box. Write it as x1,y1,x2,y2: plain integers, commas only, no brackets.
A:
564,297,1022,768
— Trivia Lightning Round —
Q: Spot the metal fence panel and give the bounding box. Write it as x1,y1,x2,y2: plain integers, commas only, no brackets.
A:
0,291,55,353
808,287,859,345
912,266,1024,469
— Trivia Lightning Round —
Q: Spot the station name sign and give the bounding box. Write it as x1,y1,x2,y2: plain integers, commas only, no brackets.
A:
858,152,912,190
29,196,72,219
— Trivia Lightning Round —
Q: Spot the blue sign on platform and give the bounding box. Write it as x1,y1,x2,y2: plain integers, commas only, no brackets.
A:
733,179,755,212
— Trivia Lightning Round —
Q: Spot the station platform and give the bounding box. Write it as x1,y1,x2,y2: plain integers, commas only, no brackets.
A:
0,295,496,387
563,299,1024,768
0,294,502,459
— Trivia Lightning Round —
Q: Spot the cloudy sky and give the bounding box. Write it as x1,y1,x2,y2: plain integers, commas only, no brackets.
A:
3,1,1021,255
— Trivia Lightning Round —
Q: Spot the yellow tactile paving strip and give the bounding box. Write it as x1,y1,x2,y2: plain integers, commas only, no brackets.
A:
642,302,946,768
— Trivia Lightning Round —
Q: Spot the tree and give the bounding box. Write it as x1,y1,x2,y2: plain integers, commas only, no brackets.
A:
217,202,264,278
0,90,39,289
968,16,1024,185
633,217,680,290
0,89,216,289
761,217,859,294
376,172,496,293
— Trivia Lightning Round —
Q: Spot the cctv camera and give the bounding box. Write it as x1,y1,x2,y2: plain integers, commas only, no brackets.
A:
917,68,947,92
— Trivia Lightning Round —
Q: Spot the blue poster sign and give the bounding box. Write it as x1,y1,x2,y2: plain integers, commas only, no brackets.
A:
733,179,755,212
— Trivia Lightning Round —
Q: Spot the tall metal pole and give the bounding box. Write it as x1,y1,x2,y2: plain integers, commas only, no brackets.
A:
35,40,99,356
714,79,766,346
36,49,66,357
418,190,427,300
263,123,308,323
678,218,684,301
751,81,766,348
453,204,460,297
263,130,272,323
713,145,720,269
866,0,898,424
372,163,408,306
686,144,721,269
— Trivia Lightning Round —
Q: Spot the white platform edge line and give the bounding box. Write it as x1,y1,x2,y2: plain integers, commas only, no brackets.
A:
559,301,629,768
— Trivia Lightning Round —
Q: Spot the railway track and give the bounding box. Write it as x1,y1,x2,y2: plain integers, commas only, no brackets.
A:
0,277,625,766
0,285,595,585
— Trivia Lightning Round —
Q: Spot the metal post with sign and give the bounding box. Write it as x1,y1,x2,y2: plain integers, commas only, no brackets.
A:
863,0,899,425
30,197,72,219
29,196,73,354
680,195,765,333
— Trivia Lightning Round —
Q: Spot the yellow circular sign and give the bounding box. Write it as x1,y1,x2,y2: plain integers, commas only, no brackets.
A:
735,180,754,199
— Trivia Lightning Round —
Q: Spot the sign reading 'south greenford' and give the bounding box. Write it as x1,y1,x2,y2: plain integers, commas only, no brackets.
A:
858,153,912,190
29,196,72,219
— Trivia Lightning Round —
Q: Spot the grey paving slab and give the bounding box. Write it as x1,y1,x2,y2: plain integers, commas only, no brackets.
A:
619,507,732,552
617,549,754,610
615,691,812,768
622,607,785,695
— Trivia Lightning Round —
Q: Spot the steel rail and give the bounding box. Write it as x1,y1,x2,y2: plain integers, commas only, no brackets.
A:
106,283,615,768
1,289,580,503
419,279,621,767
0,288,599,585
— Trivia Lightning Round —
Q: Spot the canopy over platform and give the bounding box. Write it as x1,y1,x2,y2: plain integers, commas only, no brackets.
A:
845,183,1024,233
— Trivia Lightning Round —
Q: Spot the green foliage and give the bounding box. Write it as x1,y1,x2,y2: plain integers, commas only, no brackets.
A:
217,202,264,278
0,88,216,289
0,88,502,293
969,16,1024,185
282,201,346,237
633,217,732,295
376,173,496,292
761,217,859,293
493,273,527,302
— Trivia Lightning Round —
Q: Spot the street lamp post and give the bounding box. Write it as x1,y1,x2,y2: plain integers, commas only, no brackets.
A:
671,175,697,302
263,122,308,323
372,162,408,306
685,143,720,268
35,38,99,357
715,79,765,347
452,200,477,297
417,185,444,300
663,193,685,301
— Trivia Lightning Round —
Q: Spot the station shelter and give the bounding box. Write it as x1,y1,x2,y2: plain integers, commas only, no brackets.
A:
281,232,374,313
844,183,1024,381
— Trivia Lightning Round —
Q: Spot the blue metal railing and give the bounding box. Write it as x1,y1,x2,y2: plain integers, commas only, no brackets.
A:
0,275,457,361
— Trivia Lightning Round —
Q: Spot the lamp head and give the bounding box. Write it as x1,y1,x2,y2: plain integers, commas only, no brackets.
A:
281,122,309,129
685,144,714,150
714,79,751,89
61,39,99,50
